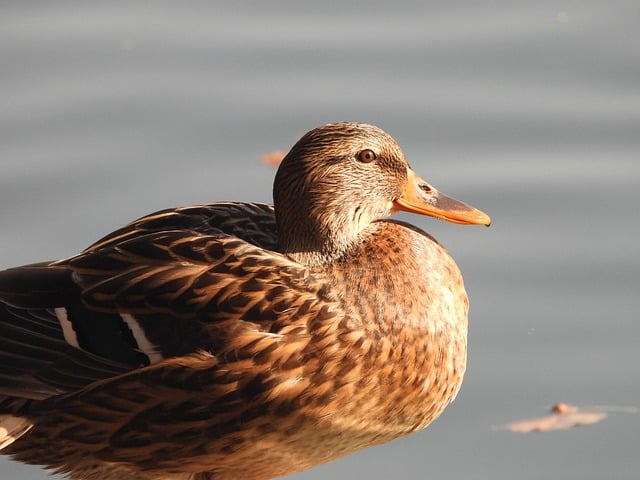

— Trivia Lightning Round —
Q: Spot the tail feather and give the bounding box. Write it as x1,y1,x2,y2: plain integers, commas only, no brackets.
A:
0,415,32,450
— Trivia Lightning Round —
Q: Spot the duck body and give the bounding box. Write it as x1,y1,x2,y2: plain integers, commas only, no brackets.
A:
0,123,488,479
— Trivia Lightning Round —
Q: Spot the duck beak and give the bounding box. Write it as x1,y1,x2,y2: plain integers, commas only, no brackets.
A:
392,168,491,226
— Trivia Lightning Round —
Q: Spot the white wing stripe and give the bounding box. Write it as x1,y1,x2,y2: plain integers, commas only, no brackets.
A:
54,307,80,348
120,314,164,364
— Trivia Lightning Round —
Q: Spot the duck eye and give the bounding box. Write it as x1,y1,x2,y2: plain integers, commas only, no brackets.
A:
357,149,377,163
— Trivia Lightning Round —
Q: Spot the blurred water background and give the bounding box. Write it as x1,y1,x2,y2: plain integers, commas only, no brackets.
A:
1,1,639,479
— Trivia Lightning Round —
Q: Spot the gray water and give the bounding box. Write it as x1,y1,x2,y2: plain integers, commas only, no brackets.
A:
1,2,639,479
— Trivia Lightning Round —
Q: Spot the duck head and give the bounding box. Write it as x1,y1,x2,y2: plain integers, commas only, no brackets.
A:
273,122,490,264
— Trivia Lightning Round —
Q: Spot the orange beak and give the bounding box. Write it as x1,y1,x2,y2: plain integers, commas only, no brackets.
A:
392,168,491,226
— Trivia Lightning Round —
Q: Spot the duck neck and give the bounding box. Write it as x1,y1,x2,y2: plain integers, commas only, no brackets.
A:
276,213,355,266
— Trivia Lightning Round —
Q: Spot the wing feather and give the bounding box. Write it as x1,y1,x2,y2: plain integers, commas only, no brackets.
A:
0,202,344,414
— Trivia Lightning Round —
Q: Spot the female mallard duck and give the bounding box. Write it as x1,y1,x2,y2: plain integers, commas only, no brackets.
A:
0,122,489,480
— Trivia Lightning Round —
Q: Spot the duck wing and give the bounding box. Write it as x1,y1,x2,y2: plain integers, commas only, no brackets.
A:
0,202,333,408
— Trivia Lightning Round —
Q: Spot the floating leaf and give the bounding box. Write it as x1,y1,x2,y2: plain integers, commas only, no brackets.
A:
262,150,287,166
497,403,637,433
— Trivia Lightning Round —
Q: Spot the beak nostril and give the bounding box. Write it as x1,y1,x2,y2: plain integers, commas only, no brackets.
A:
419,184,432,193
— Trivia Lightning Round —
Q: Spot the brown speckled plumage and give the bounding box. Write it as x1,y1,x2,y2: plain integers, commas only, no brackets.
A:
0,122,489,479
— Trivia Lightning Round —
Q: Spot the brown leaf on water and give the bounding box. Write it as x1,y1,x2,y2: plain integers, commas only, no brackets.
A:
497,403,637,433
262,150,287,166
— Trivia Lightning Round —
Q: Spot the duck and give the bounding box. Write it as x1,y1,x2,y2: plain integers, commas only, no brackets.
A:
0,122,490,480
